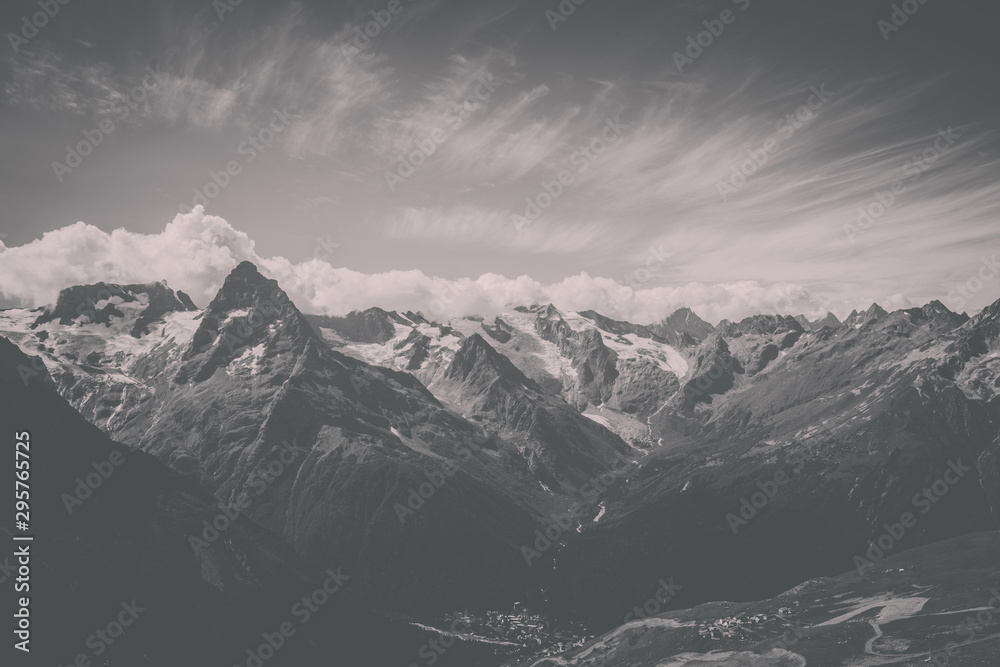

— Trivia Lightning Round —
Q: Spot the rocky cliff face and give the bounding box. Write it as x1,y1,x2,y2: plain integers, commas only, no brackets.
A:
32,280,197,337
650,307,716,347
306,306,399,344
534,305,620,408
311,303,689,428
437,333,631,492
795,311,842,331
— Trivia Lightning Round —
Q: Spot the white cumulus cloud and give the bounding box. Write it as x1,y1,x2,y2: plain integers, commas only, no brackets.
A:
0,208,866,324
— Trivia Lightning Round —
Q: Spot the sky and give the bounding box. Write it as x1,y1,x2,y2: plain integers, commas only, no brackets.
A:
1,0,999,324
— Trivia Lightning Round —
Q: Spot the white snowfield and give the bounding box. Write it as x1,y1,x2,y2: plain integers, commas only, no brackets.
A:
0,303,201,379
331,306,690,405
560,311,689,377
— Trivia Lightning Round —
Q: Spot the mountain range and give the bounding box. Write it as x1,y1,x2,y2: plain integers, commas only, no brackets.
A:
3,263,1000,664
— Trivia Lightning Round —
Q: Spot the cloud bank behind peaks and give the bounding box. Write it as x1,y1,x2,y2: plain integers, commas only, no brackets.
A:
1,207,850,324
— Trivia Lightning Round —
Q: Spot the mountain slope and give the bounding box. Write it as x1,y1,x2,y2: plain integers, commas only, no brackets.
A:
545,298,1000,628
433,333,631,493
650,307,716,347
0,336,455,667
1,265,552,616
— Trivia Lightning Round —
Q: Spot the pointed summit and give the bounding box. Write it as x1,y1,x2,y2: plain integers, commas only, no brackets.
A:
813,312,841,329
844,303,888,329
650,307,714,347
798,312,841,330
867,303,889,319
538,303,563,319
446,333,534,389
178,262,317,382
441,333,628,489
403,310,430,325
976,296,1000,324
208,261,285,314
913,300,968,328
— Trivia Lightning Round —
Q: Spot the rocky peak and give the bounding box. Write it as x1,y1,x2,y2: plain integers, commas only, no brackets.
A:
534,304,571,339
308,307,397,344
577,310,665,342
32,281,197,337
206,261,286,315
796,312,841,331
679,332,744,405
651,307,715,346
907,300,969,329
813,311,841,329
538,303,563,320
178,262,317,383
843,303,889,329
719,314,804,338
481,316,514,343
403,311,430,325
968,297,1000,328
446,333,532,388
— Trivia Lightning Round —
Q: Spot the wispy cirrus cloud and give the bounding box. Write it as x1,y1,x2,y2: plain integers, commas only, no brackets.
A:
2,0,999,318
3,4,399,149
383,205,634,256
